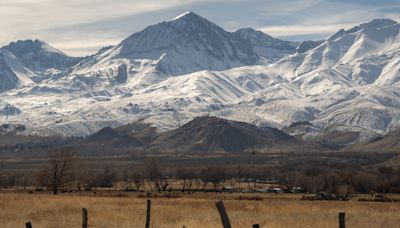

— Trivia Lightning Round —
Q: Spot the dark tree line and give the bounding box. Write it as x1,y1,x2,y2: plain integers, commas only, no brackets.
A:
1,151,400,195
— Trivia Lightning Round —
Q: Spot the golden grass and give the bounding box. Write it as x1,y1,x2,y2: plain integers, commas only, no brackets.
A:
1,193,400,228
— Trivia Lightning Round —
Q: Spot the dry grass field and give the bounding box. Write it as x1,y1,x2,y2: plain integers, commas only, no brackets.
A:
1,193,400,228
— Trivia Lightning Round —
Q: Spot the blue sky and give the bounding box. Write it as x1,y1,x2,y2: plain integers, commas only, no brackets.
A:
1,0,399,56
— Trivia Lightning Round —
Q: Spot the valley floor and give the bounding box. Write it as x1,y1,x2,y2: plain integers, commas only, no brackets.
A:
0,192,399,228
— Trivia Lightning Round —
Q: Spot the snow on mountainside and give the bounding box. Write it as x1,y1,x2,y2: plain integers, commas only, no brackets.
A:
270,19,400,82
63,12,297,89
258,18,400,134
0,39,82,93
296,40,324,54
0,14,399,141
0,49,34,93
3,39,83,82
232,28,299,62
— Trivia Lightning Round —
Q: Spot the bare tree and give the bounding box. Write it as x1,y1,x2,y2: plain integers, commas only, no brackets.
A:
156,178,169,192
143,158,162,191
201,166,226,191
236,166,244,191
131,171,144,191
38,149,77,195
95,167,116,187
176,168,195,191
194,178,202,191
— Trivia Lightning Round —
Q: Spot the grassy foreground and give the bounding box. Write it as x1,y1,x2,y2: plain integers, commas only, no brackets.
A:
0,193,400,228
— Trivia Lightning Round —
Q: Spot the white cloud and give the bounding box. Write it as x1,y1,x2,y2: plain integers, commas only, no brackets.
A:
386,14,400,22
0,1,162,33
0,0,230,55
259,0,321,16
0,0,398,56
49,38,121,56
260,23,356,37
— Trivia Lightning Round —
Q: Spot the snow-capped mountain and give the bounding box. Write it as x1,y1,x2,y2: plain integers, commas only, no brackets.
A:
270,19,400,83
3,39,82,81
0,13,399,142
0,39,82,92
239,18,400,136
60,12,298,89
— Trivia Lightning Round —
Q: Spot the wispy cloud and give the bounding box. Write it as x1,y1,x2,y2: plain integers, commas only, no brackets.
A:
260,23,356,38
49,38,121,56
0,0,398,56
0,0,220,56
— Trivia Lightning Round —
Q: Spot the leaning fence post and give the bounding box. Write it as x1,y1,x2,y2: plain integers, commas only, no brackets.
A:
82,208,88,228
339,212,345,228
216,200,232,228
145,199,151,228
253,224,260,228
25,222,32,228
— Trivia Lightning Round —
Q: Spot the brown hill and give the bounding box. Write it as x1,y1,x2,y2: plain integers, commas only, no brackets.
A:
114,121,159,145
349,129,400,152
150,116,298,152
81,120,159,149
310,130,361,150
87,126,139,146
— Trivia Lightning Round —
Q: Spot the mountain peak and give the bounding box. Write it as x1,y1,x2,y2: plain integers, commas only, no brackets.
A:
233,27,298,61
234,27,275,40
172,11,197,21
112,10,261,76
169,11,216,27
172,11,195,21
87,11,300,78
346,18,398,33
11,39,44,44
236,27,257,32
362,18,398,28
4,39,64,55
2,38,81,76
5,39,42,49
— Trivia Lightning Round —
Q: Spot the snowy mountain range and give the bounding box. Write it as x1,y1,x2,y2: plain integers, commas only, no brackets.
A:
0,12,399,144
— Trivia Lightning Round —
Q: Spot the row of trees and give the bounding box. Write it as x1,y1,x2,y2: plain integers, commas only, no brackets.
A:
1,149,400,195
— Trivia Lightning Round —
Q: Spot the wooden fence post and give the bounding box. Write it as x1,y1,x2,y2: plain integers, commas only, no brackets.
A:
82,208,88,228
339,212,345,228
216,201,232,228
253,224,260,228
25,222,32,228
145,199,151,228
